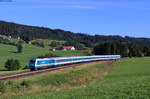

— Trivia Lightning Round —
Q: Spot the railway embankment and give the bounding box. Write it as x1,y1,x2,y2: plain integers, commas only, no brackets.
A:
2,57,150,99
0,61,116,99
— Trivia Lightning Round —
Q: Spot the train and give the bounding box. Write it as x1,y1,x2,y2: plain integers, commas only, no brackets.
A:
28,55,121,70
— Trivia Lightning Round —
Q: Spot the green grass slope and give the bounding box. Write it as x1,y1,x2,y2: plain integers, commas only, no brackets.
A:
12,57,150,99
53,50,89,57
0,61,112,99
0,44,49,69
0,43,89,70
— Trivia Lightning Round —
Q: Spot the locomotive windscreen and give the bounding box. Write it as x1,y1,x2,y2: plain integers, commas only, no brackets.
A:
30,60,35,64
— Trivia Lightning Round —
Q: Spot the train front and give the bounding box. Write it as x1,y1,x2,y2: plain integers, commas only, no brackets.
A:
28,58,37,70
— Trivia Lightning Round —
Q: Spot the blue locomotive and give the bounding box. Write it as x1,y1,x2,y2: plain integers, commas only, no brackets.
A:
28,55,121,70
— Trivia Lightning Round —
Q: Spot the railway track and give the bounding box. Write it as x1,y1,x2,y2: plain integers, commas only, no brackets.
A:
0,62,97,80
0,60,117,80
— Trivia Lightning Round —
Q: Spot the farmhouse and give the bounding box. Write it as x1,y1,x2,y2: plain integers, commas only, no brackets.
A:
62,46,75,51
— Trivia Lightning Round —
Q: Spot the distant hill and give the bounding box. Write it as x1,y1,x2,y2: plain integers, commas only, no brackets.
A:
0,21,150,47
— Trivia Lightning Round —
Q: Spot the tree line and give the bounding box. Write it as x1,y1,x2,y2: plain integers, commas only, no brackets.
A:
94,42,150,57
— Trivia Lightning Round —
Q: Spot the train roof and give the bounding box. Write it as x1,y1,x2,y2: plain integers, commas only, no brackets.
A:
32,55,120,60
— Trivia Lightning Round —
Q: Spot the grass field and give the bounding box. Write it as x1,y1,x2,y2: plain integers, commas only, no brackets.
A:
0,61,113,99
7,57,150,99
1,41,150,99
53,50,90,57
0,44,49,69
0,43,89,70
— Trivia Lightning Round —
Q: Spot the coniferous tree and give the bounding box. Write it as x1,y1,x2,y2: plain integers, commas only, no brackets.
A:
94,42,149,57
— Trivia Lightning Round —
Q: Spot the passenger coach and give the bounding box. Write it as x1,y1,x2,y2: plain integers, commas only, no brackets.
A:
29,55,121,70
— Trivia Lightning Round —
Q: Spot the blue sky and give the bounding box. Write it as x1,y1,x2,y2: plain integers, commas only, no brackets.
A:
0,0,150,37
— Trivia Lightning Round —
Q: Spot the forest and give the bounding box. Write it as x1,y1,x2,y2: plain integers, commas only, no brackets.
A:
94,42,150,57
0,21,150,48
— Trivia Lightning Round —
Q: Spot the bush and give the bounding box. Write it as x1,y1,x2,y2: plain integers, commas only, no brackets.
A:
85,51,93,56
23,65,29,69
20,80,31,89
0,81,7,93
32,41,45,48
5,59,21,71
49,41,59,47
17,44,23,53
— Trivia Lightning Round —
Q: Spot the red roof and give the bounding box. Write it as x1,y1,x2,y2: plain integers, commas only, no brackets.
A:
63,46,74,49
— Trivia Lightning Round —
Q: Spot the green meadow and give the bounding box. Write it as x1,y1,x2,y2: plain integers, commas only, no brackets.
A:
0,43,88,70
7,57,150,99
0,57,150,99
0,42,150,99
0,44,49,69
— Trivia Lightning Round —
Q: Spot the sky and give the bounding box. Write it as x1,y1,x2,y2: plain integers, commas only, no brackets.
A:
0,0,150,38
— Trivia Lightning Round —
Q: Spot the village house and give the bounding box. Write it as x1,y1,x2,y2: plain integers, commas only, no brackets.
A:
62,46,75,51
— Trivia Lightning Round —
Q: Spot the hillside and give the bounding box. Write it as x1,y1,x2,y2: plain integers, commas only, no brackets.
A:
0,43,90,70
0,21,150,47
0,44,49,69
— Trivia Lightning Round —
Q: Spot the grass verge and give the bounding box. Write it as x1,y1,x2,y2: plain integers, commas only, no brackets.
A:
0,61,115,99
10,57,150,99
